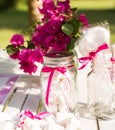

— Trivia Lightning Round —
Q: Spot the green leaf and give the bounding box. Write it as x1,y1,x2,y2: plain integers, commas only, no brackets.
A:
70,20,80,36
71,7,78,17
61,23,73,36
6,45,19,55
27,40,35,49
66,37,76,51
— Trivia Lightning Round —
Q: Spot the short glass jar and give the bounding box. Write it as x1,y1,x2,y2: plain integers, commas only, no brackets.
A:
40,52,77,113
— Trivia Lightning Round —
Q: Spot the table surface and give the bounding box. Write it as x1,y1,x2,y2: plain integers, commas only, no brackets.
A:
0,49,115,130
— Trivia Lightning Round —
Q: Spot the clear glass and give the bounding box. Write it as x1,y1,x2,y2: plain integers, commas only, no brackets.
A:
87,50,114,119
40,52,77,113
87,71,114,118
110,43,115,113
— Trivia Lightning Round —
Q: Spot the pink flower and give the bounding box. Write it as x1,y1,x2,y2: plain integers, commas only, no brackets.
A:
39,0,56,21
44,18,61,34
19,60,37,74
6,0,89,74
10,34,24,46
10,50,20,59
32,48,43,63
79,14,89,27
57,0,70,13
18,49,43,74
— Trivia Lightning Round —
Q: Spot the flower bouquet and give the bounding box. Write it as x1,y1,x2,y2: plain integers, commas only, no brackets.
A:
6,0,89,113
6,0,89,75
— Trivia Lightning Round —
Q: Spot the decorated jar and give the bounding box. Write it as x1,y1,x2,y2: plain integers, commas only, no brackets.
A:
87,49,114,118
40,52,77,113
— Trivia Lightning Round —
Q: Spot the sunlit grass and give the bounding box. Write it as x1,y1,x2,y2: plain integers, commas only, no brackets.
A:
0,8,28,49
110,24,115,43
0,29,22,48
73,0,115,43
16,1,28,11
71,0,115,10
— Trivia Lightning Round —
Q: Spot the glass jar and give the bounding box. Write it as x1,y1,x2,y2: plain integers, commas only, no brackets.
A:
87,50,114,119
40,52,77,113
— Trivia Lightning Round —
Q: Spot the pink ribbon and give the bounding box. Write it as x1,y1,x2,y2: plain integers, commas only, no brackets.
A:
18,110,52,128
78,43,109,70
111,57,115,63
41,65,73,105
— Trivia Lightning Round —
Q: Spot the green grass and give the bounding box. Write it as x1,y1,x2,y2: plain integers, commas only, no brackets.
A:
71,0,115,10
71,0,115,43
0,7,28,48
0,0,115,49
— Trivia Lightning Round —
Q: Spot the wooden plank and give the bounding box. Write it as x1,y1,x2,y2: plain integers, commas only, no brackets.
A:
4,89,28,114
21,76,41,113
3,76,33,114
0,74,19,112
21,87,41,113
3,75,40,114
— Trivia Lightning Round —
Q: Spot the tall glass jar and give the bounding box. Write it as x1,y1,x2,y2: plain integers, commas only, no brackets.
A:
40,52,77,113
87,50,114,119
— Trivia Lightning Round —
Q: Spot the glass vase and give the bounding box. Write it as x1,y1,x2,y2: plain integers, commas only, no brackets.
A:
87,50,114,119
40,52,77,113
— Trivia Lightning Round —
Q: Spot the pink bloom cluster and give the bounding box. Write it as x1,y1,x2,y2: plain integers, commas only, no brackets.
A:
6,0,89,74
9,34,43,74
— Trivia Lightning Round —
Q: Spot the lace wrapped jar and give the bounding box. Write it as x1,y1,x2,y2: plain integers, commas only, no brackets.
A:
87,49,114,118
40,52,77,113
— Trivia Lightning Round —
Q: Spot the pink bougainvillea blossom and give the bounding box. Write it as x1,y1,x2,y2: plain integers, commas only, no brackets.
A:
6,0,89,74
10,50,20,59
10,34,24,46
18,49,43,74
78,14,89,27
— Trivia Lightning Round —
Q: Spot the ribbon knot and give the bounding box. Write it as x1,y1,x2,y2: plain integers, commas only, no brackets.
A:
42,66,66,74
89,52,96,60
78,43,109,70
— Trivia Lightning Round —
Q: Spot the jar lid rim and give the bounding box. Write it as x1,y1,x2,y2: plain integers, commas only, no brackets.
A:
44,52,74,58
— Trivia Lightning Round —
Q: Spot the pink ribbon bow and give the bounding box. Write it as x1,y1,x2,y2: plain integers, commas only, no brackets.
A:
78,43,109,70
41,65,73,105
18,110,52,128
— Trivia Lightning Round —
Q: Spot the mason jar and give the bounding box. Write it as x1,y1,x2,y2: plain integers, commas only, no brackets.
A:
40,52,77,113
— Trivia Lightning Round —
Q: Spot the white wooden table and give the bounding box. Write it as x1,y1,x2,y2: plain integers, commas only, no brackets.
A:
0,49,115,130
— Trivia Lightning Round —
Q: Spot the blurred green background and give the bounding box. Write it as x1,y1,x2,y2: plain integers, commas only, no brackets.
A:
0,0,115,49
